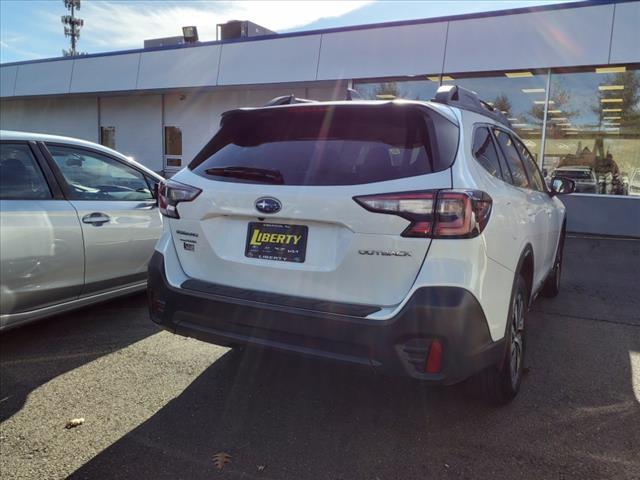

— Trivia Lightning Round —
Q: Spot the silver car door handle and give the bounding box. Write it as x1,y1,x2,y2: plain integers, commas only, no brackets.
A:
82,212,110,226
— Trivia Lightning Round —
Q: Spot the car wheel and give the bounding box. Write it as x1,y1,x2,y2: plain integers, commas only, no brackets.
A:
541,229,565,298
467,275,528,405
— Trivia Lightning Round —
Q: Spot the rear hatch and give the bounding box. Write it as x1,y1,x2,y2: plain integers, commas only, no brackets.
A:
169,102,458,308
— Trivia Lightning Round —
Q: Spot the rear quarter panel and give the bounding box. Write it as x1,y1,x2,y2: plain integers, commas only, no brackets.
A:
450,113,529,274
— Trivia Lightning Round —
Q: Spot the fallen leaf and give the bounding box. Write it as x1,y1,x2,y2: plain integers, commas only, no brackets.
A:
65,418,85,429
213,452,232,471
257,465,266,472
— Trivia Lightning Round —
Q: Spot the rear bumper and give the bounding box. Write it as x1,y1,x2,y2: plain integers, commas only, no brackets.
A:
148,252,504,385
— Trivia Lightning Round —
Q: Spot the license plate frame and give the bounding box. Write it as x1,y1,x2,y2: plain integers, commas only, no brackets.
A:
245,222,308,263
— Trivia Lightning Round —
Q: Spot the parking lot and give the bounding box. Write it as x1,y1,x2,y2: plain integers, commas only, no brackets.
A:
1,236,638,480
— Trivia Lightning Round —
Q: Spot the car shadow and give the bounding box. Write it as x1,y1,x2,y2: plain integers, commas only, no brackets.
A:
0,293,159,424
67,310,640,479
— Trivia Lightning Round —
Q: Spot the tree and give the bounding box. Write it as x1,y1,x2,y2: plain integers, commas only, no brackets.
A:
366,82,418,101
592,71,640,131
372,82,400,99
526,80,578,135
492,93,512,118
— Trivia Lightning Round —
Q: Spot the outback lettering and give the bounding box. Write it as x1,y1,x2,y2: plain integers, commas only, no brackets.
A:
358,250,411,257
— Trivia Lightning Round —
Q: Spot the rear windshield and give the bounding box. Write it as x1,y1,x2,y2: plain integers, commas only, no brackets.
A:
189,105,458,186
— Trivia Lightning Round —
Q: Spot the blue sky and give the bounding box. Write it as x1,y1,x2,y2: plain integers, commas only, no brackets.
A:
1,0,574,64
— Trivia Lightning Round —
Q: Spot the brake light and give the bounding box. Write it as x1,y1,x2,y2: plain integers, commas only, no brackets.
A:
158,180,202,219
354,189,491,238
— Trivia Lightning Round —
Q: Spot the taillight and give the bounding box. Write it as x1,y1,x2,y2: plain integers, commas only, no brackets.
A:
158,180,202,219
434,190,492,238
354,189,492,238
354,191,436,237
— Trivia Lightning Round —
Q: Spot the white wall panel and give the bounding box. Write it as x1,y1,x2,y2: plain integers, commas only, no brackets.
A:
14,60,72,96
317,23,447,80
164,92,218,165
218,35,321,85
138,45,221,90
0,66,17,97
100,95,162,171
609,2,640,65
0,97,98,142
444,4,615,73
70,53,140,93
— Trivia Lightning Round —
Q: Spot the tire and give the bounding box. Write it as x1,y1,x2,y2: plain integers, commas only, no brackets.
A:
540,228,565,298
467,275,528,405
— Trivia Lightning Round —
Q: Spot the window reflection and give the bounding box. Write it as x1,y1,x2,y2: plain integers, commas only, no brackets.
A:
353,64,640,197
440,71,547,160
355,78,440,102
543,65,640,196
356,71,549,162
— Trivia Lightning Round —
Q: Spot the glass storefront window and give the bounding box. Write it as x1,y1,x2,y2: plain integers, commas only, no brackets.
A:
353,64,640,197
356,71,549,162
355,78,440,102
542,65,640,196
440,71,548,162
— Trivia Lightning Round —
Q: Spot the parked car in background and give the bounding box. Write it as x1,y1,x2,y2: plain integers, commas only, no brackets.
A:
552,166,598,194
148,86,574,404
0,131,163,331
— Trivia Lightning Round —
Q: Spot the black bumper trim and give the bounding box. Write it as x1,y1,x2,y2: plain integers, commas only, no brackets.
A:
148,251,504,385
182,279,381,317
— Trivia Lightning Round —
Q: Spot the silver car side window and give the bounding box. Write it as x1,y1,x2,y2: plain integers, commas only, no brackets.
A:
47,146,153,201
0,143,52,200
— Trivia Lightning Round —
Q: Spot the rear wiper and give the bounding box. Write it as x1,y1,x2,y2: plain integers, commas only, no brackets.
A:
204,166,284,184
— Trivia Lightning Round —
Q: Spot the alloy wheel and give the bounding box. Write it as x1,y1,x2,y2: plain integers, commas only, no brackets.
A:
509,292,525,388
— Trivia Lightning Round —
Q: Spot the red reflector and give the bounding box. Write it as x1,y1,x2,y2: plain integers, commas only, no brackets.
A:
425,340,442,373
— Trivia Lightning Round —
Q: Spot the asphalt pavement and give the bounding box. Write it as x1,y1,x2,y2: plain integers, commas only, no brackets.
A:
1,236,639,480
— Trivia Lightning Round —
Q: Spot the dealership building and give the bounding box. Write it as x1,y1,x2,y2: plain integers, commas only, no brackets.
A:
1,0,639,236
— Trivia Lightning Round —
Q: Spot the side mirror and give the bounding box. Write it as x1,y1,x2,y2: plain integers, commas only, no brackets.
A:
550,176,576,196
153,182,160,204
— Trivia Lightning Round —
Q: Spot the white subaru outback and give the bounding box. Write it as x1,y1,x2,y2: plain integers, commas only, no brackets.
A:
148,85,575,404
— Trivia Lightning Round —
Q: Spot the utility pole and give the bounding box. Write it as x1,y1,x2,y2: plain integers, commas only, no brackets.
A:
61,0,86,56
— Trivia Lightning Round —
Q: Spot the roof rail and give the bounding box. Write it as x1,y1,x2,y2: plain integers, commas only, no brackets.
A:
432,85,511,128
264,94,316,107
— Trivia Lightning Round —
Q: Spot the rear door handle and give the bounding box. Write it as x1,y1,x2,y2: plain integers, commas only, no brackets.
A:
82,212,110,226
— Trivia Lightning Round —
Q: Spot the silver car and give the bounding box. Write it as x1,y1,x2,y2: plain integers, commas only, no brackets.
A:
551,166,598,194
0,131,163,331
